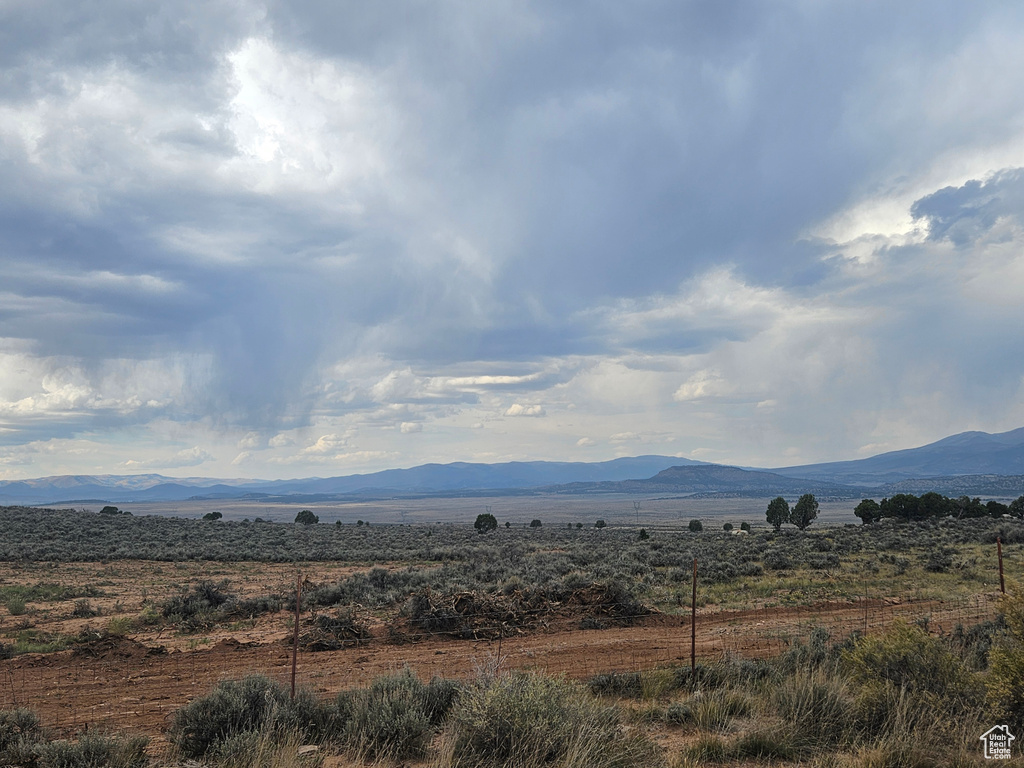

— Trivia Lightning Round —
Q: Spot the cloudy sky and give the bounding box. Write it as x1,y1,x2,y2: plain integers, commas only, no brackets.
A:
2,1,1024,480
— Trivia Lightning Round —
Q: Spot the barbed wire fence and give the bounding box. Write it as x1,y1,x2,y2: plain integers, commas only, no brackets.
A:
0,590,1003,739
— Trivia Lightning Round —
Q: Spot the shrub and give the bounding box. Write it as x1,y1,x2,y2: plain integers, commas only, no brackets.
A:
763,549,791,570
690,688,751,731
71,600,98,619
168,674,290,759
988,590,1024,730
161,581,233,630
446,672,655,768
595,520,606,529
343,670,459,759
5,597,27,616
36,730,148,768
0,708,43,763
474,514,497,534
842,621,977,703
771,670,853,746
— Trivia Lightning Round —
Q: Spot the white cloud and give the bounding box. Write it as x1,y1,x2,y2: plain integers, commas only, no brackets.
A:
504,403,546,417
400,422,423,433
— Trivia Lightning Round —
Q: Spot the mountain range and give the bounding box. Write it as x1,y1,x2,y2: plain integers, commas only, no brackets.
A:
3,427,1024,505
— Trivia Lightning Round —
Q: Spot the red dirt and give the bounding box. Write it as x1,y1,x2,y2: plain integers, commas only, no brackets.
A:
0,594,1000,741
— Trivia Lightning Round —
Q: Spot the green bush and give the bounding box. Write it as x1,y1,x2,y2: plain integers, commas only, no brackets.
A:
36,730,148,768
5,597,27,616
446,672,656,768
169,674,291,759
0,708,43,764
342,670,459,759
842,621,978,703
689,688,751,732
987,590,1024,730
688,519,703,532
771,670,853,746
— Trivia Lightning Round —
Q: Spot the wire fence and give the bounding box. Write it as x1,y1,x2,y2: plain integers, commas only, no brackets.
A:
0,591,1003,738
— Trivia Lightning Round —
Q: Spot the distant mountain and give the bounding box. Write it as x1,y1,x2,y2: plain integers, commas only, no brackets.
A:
0,455,699,505
4,427,1024,506
546,464,858,497
772,427,1024,484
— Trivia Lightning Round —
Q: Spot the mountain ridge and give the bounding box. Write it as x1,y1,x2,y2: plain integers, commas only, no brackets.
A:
4,427,1024,505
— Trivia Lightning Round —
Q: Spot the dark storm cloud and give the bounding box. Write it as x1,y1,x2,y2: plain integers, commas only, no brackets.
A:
3,0,1024,473
912,169,1024,245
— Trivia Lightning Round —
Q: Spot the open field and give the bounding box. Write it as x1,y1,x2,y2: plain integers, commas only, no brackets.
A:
92,494,868,526
3,503,1024,766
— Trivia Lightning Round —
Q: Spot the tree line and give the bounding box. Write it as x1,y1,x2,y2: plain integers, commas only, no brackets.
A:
854,492,1024,524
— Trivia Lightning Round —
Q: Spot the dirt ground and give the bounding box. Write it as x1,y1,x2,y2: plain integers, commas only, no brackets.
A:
0,559,1002,747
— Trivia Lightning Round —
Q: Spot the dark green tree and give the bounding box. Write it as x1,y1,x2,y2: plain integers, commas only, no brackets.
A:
766,496,790,531
638,528,649,540
99,506,120,515
595,519,606,529
688,519,703,532
723,522,733,532
791,494,819,530
294,509,319,525
988,500,1010,517
881,494,920,521
740,521,751,532
1010,495,1024,519
202,511,223,522
854,499,881,525
919,491,951,518
529,519,542,528
474,513,498,534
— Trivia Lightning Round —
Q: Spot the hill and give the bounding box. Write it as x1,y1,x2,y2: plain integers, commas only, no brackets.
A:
771,427,1024,484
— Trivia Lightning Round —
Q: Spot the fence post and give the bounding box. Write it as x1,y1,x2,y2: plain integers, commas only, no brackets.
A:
998,536,1006,595
291,571,301,699
691,556,697,675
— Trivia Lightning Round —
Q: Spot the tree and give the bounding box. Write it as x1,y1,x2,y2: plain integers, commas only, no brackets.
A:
854,499,881,525
880,494,920,521
1010,495,1024,519
766,496,790,531
99,506,120,515
988,500,1010,518
295,509,319,525
529,519,542,528
595,519,606,529
791,494,819,530
202,511,223,522
474,513,498,534
688,519,703,532
638,528,649,540
740,521,751,532
723,522,733,532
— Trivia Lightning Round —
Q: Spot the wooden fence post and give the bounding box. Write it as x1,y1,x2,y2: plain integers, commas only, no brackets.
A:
998,536,1006,595
691,557,697,675
291,571,301,699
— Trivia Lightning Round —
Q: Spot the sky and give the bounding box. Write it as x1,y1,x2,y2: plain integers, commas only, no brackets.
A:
3,1,1024,480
